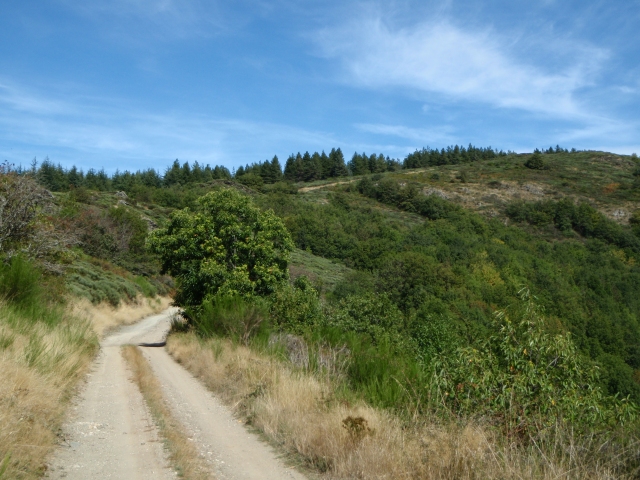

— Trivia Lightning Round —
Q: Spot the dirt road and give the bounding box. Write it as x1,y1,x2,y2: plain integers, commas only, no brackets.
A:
47,309,308,480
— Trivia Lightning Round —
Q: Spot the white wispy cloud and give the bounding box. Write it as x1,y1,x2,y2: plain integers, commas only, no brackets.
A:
316,17,608,119
0,81,337,171
356,123,455,144
57,0,235,41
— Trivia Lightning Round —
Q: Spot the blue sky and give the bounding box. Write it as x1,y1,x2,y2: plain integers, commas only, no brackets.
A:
1,0,639,173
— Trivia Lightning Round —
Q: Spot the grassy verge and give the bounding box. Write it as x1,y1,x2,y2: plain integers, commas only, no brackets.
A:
167,331,639,479
72,295,172,338
0,255,173,478
0,304,98,479
121,345,211,480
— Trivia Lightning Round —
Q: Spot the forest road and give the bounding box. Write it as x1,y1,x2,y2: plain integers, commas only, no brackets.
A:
46,308,307,480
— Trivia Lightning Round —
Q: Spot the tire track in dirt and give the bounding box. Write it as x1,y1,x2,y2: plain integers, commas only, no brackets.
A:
47,309,308,480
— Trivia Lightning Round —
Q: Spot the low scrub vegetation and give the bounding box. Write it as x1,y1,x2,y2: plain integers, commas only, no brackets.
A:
167,329,639,479
152,187,639,478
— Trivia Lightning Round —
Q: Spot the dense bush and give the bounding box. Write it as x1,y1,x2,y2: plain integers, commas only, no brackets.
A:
258,185,640,401
149,188,294,306
188,295,269,344
0,256,42,307
524,152,547,170
432,291,638,436
269,277,323,333
0,256,69,326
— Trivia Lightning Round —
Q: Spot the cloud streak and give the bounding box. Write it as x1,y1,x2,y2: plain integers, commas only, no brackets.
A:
356,123,455,145
0,81,337,171
316,17,608,119
58,0,236,41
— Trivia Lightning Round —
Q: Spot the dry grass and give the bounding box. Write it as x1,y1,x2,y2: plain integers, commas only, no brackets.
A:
121,345,212,480
71,295,172,338
0,307,98,479
0,295,172,479
167,332,639,480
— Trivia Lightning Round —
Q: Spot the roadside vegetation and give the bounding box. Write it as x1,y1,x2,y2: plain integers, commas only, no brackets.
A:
0,169,170,478
151,183,638,478
0,256,98,479
168,329,639,479
3,145,639,478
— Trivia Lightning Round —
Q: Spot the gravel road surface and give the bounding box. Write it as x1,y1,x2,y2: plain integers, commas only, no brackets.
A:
46,309,308,480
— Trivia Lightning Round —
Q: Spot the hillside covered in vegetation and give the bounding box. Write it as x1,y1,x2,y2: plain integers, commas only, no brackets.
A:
23,147,640,401
3,145,640,477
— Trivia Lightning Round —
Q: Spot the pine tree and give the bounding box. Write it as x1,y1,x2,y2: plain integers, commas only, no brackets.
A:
283,154,299,182
270,156,282,183
164,160,182,186
331,148,348,177
320,151,331,179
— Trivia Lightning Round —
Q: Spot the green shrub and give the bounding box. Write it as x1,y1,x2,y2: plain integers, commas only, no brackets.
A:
0,256,42,307
236,173,264,189
133,276,157,298
189,295,269,344
270,277,323,333
343,334,424,408
431,291,638,436
68,186,92,204
410,308,458,362
524,152,547,170
326,293,408,348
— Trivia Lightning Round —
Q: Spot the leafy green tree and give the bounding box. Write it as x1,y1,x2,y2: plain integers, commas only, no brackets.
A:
148,188,294,306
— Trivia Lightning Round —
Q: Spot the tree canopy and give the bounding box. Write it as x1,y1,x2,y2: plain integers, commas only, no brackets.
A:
148,188,293,306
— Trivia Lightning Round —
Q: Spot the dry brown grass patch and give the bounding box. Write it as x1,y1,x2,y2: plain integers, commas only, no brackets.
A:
167,332,639,480
71,295,172,338
121,345,212,480
0,309,97,479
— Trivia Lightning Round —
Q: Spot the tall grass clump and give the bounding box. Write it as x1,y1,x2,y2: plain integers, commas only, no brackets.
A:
187,294,270,345
0,256,41,307
0,256,98,479
0,256,68,328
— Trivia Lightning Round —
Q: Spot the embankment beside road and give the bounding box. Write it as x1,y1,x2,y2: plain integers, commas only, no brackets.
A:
167,331,640,480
